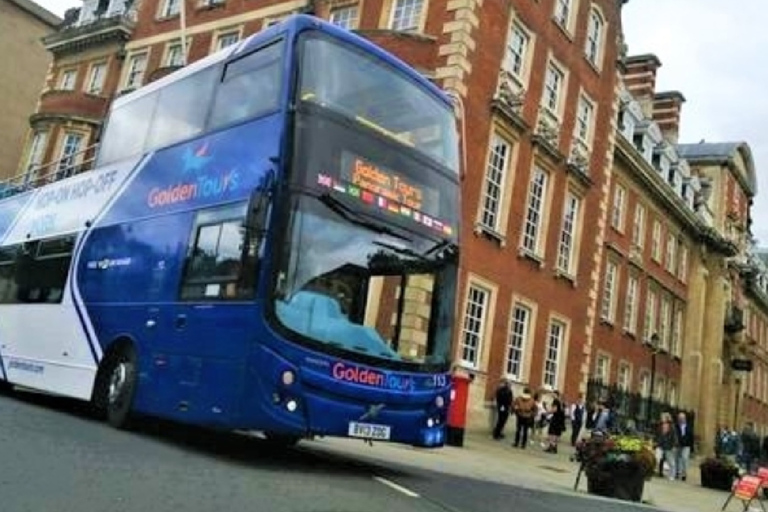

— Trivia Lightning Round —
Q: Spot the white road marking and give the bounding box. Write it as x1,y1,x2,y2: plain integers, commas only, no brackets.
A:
373,476,420,498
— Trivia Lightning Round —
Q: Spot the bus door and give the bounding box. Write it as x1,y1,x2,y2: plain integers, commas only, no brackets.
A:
155,184,270,421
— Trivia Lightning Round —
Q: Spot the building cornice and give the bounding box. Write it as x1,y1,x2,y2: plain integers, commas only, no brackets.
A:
615,135,700,233
615,134,738,257
42,14,135,56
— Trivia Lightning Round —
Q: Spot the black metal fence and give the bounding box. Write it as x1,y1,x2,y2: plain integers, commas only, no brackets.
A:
585,379,695,438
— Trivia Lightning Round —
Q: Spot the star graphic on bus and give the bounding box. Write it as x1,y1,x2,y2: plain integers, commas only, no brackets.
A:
181,141,212,174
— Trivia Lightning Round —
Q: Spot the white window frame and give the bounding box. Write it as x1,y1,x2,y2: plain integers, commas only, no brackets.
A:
610,183,626,231
521,167,548,255
631,203,646,249
643,289,658,342
623,274,639,334
671,306,683,357
56,132,84,175
595,354,610,383
25,131,48,174
543,319,565,390
665,232,677,273
85,62,106,95
600,259,619,323
479,133,511,233
165,42,185,67
553,0,573,29
659,296,671,350
678,244,688,282
617,363,631,391
506,303,531,381
215,30,241,52
556,192,580,275
504,22,530,80
651,220,662,262
574,94,595,147
640,372,651,398
584,7,604,67
123,51,148,90
460,283,491,368
389,0,424,32
330,4,359,30
59,69,77,91
160,0,180,18
543,62,565,117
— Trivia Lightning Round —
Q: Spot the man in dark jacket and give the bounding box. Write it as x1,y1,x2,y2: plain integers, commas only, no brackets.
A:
492,379,513,440
674,412,694,481
570,393,586,446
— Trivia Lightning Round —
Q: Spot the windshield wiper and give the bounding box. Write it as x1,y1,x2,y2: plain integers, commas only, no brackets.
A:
316,192,412,243
423,238,459,260
372,240,429,262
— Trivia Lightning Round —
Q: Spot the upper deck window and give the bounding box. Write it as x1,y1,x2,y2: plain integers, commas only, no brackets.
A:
298,34,458,172
98,40,285,166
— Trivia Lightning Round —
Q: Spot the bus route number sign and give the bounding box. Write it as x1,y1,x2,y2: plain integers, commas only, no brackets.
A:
348,421,391,440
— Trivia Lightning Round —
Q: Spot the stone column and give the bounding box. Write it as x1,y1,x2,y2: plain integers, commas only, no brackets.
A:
697,268,728,455
395,274,434,360
680,263,707,410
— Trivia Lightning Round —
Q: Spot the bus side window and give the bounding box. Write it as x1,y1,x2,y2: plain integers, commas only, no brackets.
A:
98,91,159,166
146,66,218,151
0,246,18,304
12,236,74,304
179,202,257,301
208,39,284,130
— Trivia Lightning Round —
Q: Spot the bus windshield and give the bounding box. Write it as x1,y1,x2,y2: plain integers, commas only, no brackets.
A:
298,34,459,172
274,194,457,369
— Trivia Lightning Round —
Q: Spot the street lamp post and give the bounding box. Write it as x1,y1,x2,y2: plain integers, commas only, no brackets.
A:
645,333,660,429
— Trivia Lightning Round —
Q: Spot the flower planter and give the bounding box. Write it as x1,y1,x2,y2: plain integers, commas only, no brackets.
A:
700,460,739,491
586,459,646,502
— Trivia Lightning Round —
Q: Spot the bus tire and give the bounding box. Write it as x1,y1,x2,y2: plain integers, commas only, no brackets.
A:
104,346,138,429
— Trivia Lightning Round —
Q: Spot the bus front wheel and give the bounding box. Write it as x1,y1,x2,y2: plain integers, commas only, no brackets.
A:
104,347,138,429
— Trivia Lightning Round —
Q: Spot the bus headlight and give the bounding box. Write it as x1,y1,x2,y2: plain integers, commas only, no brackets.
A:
286,399,298,412
435,395,445,408
427,418,435,428
282,370,295,386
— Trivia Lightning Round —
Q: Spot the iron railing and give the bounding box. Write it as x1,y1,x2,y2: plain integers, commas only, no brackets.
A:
0,144,99,199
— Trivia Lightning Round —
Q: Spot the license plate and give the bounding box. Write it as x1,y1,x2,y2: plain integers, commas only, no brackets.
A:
348,421,391,440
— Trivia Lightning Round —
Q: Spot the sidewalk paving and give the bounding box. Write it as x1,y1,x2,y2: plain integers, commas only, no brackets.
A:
305,432,741,512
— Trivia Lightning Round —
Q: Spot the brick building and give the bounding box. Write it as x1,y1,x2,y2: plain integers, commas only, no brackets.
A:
593,59,696,416
15,0,136,186
0,0,59,180
597,52,759,452
448,0,625,428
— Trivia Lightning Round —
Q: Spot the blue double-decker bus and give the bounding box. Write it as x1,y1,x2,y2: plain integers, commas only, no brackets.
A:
0,15,460,447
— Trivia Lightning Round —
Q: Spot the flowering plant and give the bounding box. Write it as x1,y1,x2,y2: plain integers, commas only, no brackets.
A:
577,433,656,480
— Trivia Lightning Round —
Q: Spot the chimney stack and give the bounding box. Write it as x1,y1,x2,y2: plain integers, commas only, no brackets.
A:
623,54,662,118
652,91,686,144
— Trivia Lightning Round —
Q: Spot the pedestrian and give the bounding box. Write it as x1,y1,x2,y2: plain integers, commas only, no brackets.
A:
569,393,586,446
512,387,536,448
545,391,566,454
656,414,679,480
674,412,694,481
492,379,513,440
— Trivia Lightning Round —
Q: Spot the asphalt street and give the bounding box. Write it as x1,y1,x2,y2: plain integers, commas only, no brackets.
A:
0,390,657,512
